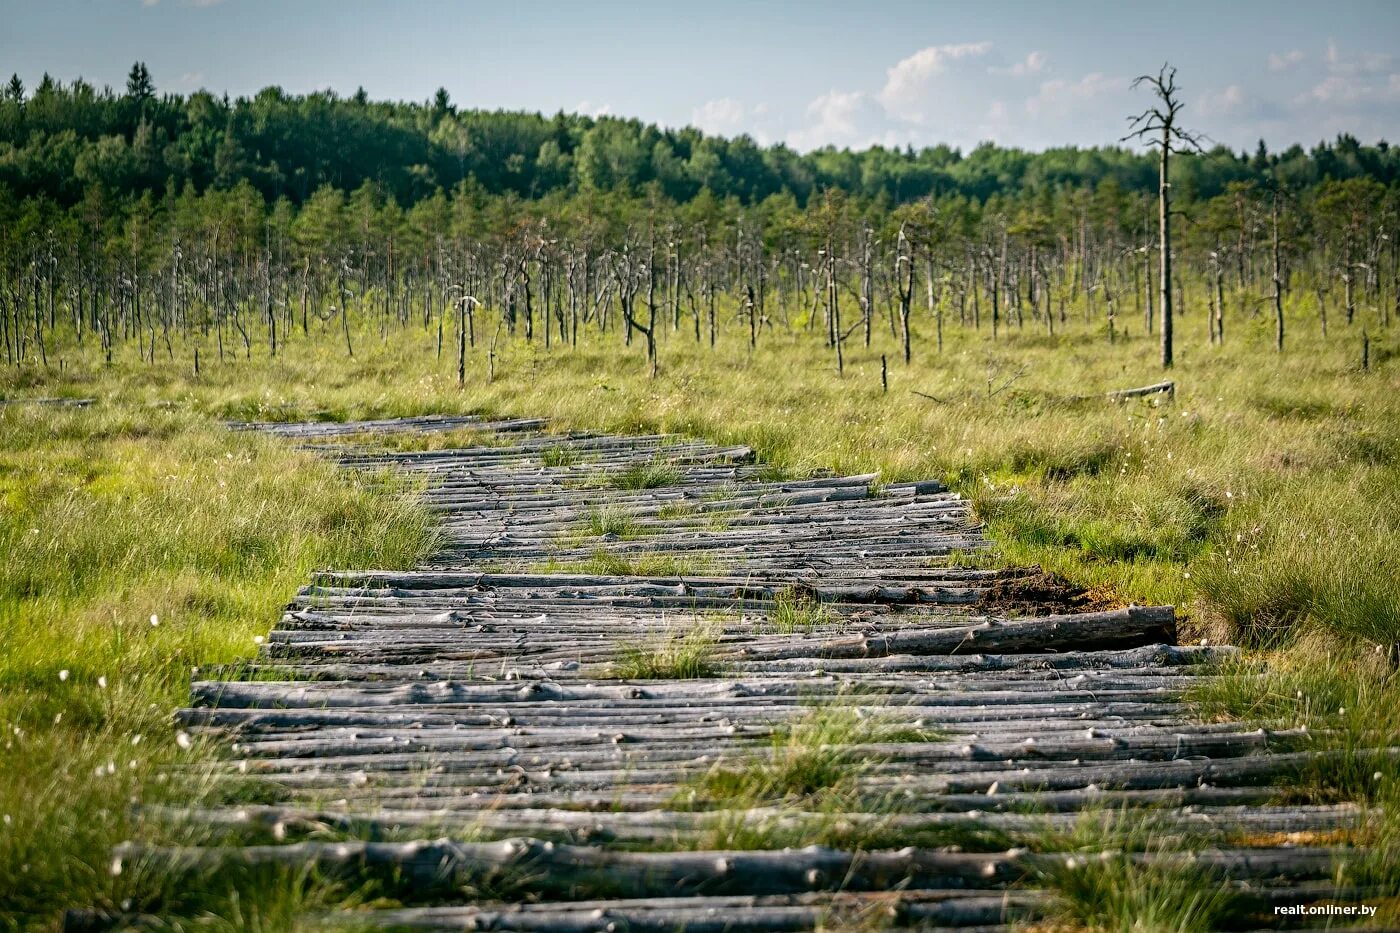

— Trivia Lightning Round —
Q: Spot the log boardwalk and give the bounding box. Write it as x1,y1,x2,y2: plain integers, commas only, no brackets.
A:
125,415,1387,930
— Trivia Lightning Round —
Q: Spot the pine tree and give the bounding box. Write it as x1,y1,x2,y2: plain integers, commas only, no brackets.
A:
126,62,154,102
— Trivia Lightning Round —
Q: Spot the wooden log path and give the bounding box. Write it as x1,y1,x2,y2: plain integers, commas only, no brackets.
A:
125,414,1390,930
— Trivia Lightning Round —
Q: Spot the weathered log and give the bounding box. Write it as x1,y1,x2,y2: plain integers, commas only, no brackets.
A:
728,606,1176,659
111,837,1352,898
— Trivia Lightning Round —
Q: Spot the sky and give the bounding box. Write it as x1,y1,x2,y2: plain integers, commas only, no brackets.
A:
2,0,1398,154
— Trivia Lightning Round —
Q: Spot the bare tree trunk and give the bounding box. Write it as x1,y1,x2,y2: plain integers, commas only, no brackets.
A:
1272,192,1285,352
1158,129,1173,368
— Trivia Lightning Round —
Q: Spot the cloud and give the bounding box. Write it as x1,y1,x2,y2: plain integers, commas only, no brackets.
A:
691,99,775,144
877,42,994,123
1324,39,1393,76
697,34,1399,155
1297,40,1400,114
1302,73,1400,105
1268,50,1305,72
788,90,865,149
575,100,613,118
1197,83,1245,117
787,90,900,151
1025,72,1119,116
176,71,204,89
993,51,1048,78
692,98,750,135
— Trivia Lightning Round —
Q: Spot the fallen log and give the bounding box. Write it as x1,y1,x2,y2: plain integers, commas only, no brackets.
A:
728,606,1176,659
110,838,1352,899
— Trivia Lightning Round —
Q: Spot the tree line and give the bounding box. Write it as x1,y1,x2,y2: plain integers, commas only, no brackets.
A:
2,64,1397,378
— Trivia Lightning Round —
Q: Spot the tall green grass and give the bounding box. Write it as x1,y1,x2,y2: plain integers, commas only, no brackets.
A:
2,292,1398,925
0,403,436,927
11,308,1392,650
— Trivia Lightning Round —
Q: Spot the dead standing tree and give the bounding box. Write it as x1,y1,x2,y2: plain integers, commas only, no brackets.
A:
895,223,916,363
1267,181,1289,353
607,236,658,378
1125,64,1203,369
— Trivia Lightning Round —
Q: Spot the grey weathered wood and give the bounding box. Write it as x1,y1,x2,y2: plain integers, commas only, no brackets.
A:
111,838,1351,897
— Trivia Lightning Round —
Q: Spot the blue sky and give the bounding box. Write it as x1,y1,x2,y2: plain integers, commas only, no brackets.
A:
3,0,1398,153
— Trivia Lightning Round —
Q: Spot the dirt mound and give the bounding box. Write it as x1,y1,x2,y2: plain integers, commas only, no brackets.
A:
979,570,1124,616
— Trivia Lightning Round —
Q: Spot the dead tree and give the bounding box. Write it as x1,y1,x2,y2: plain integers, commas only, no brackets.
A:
895,223,916,364
1269,185,1286,352
1125,64,1203,369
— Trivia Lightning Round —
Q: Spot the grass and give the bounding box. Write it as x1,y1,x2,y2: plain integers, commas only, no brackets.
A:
611,622,721,679
1193,633,1400,808
694,705,939,807
1190,638,1400,924
1190,471,1400,647
656,500,700,520
1031,810,1241,933
2,288,1399,926
0,402,436,927
540,444,583,467
610,460,683,490
15,303,1381,658
656,499,741,531
578,506,648,539
697,707,874,804
767,587,839,633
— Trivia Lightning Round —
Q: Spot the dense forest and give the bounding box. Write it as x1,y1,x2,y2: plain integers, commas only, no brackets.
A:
2,64,1398,373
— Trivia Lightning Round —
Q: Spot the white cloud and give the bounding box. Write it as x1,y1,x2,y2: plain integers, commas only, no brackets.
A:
691,98,775,144
177,71,204,88
575,100,613,118
1268,49,1305,72
1197,84,1246,117
691,35,1398,156
877,42,994,123
1298,41,1400,112
1324,39,1393,76
788,90,863,149
692,98,748,134
993,51,1048,78
1025,72,1118,116
1302,73,1400,105
787,90,901,151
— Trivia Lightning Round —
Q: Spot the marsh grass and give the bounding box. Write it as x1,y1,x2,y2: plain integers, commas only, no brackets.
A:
657,498,743,531
539,444,583,467
610,460,683,490
695,706,939,806
0,402,436,926
1192,636,1400,808
1191,474,1400,648
767,587,839,633
1030,809,1243,933
611,622,721,679
3,293,1400,926
1190,635,1400,922
578,506,649,539
16,312,1396,654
